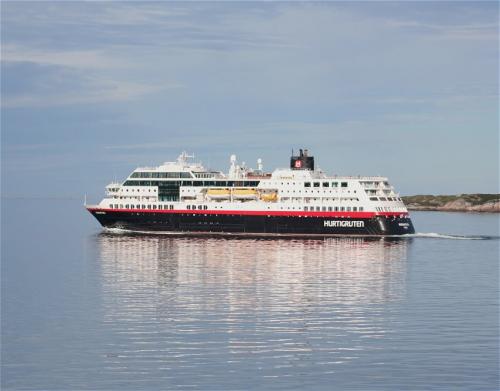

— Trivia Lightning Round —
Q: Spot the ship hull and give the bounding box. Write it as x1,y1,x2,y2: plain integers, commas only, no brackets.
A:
87,208,415,236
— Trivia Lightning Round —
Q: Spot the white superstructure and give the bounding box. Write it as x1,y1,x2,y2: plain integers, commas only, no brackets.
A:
96,151,409,216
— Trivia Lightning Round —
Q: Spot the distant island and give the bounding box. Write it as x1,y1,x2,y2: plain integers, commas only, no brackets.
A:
402,194,499,213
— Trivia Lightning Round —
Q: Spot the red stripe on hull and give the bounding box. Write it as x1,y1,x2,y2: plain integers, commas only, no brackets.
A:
86,207,409,218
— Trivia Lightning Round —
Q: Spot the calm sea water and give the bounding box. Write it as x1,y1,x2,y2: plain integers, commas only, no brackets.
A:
1,199,499,390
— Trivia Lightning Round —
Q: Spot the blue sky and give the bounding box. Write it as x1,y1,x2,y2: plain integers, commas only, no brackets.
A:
1,1,498,198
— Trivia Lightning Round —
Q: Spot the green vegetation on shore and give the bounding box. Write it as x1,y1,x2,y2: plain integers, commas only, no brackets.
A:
401,194,499,212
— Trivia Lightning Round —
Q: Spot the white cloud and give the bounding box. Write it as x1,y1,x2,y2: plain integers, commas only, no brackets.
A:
383,20,498,40
2,44,125,69
2,77,182,108
92,4,193,26
1,2,497,112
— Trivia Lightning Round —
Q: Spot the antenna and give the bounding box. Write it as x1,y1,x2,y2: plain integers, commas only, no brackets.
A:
229,154,237,178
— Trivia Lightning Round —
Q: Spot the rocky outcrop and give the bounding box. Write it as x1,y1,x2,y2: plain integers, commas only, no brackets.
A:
402,194,500,213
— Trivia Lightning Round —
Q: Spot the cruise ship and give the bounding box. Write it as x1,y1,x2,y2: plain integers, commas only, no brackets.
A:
86,149,415,236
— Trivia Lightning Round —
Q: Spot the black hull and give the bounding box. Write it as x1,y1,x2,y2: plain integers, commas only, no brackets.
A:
88,210,415,236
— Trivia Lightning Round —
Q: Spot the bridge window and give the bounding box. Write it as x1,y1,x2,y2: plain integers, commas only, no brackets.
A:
313,182,320,187
341,182,348,187
158,172,192,178
322,182,329,187
130,172,191,179
304,182,311,187
332,182,338,187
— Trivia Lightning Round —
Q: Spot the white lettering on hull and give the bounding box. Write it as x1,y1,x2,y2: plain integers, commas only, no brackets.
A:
324,220,365,228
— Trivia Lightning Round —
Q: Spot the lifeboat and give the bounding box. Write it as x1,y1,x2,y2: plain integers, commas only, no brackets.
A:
260,192,278,202
206,188,231,200
232,188,258,200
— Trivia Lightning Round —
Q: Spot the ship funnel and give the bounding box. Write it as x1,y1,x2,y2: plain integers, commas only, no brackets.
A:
290,148,314,170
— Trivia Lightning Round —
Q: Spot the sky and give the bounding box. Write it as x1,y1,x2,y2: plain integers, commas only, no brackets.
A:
1,1,498,199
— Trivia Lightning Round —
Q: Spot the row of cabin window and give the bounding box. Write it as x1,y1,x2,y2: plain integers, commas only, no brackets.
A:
369,197,402,201
304,181,348,188
304,206,363,212
113,197,156,200
376,207,398,212
109,204,367,213
123,180,261,187
360,181,390,188
124,188,156,192
280,197,359,202
193,173,218,178
111,204,174,210
298,189,356,194
187,205,209,210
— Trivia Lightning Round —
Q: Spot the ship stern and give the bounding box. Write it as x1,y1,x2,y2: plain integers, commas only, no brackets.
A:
381,215,415,235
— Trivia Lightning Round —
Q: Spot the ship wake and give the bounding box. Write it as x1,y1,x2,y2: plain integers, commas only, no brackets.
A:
400,232,498,240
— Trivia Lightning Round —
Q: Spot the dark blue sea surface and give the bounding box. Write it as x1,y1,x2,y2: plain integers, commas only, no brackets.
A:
1,199,499,390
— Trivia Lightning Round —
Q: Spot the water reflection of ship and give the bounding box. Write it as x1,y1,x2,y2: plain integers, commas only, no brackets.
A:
95,235,411,373
96,234,410,308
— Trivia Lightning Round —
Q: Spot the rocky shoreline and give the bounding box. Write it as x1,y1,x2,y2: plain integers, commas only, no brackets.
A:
402,194,500,213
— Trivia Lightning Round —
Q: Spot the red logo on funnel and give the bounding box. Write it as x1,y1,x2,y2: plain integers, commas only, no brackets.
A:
295,160,302,168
